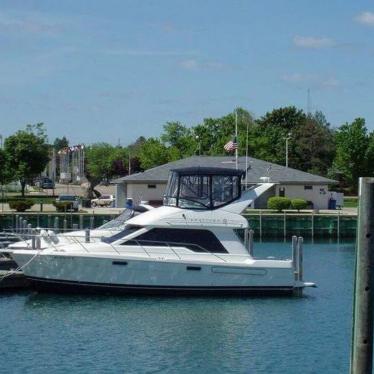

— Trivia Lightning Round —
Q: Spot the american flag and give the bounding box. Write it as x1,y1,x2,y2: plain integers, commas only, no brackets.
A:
224,137,238,152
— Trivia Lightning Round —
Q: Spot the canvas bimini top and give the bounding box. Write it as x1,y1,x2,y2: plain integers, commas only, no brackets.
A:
163,167,244,210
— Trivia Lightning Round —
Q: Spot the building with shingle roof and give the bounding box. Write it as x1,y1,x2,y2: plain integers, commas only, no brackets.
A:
112,156,337,209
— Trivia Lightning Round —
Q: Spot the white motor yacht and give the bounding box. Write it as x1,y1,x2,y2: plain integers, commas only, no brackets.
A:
5,204,153,251
10,167,315,295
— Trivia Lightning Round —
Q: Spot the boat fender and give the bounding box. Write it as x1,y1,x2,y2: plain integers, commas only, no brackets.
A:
40,229,51,244
47,230,59,244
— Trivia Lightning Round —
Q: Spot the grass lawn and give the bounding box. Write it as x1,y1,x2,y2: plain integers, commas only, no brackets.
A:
344,197,358,208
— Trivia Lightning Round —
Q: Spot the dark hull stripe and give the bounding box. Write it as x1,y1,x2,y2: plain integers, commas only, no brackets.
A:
27,276,294,296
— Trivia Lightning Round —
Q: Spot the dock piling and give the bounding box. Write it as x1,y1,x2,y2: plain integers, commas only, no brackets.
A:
85,228,90,243
248,229,254,257
54,217,59,233
350,177,374,374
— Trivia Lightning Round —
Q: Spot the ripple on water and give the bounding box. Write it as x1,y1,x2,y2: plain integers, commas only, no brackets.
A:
0,241,355,373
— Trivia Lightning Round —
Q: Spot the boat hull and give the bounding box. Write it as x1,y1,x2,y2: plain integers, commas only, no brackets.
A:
27,276,294,296
12,251,296,296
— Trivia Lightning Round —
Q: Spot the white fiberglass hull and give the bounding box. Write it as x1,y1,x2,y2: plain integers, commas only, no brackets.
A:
11,251,299,295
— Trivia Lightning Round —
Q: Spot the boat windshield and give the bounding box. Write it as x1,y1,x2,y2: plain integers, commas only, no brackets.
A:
98,208,135,230
164,167,243,210
101,225,141,244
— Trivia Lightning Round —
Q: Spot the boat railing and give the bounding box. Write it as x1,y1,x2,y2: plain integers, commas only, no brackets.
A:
128,239,228,262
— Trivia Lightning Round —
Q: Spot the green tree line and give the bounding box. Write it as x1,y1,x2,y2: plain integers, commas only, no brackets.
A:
1,106,373,196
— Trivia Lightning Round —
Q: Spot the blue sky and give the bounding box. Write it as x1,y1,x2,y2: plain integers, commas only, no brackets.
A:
1,0,374,145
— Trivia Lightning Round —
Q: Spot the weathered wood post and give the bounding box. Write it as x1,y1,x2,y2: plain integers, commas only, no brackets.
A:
54,217,59,233
292,235,298,270
31,229,36,249
293,236,303,297
72,223,78,231
63,218,67,232
248,229,254,257
351,177,374,374
85,228,90,243
297,236,303,282
79,215,83,230
22,219,27,235
27,223,32,240
90,216,94,229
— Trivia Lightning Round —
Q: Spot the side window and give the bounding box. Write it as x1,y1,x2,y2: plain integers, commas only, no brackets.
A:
121,228,228,253
279,187,285,197
304,185,313,190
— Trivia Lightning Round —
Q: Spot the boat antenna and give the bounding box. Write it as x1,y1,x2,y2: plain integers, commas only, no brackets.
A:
235,109,238,170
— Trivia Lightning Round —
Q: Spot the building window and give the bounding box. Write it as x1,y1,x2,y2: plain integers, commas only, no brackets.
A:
279,187,285,197
121,228,228,253
304,185,313,190
148,184,157,189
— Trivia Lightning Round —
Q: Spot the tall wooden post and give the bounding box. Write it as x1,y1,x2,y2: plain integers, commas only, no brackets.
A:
351,177,374,374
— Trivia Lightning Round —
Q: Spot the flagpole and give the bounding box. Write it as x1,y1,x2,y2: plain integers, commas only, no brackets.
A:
235,109,238,170
245,120,249,189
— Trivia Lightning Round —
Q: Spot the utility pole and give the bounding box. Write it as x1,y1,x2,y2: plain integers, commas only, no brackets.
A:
351,177,374,374
285,133,291,168
307,88,311,115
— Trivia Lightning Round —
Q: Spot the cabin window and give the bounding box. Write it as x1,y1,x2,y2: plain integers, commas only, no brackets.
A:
102,226,141,244
304,185,313,190
279,187,285,197
121,228,228,253
148,184,157,189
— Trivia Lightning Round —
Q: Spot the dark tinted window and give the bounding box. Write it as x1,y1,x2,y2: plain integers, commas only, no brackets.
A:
102,226,141,244
122,228,227,253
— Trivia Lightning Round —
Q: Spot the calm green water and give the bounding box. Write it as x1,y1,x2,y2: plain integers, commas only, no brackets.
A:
0,241,355,373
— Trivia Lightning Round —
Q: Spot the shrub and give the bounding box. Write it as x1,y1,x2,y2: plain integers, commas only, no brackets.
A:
291,198,308,211
53,201,73,212
267,196,291,212
8,199,34,212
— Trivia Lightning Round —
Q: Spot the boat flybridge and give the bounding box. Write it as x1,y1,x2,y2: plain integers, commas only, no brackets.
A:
10,167,315,296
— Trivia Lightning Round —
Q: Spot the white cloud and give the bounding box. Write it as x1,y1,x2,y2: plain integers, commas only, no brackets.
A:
103,49,196,57
281,73,309,82
355,11,374,26
282,73,339,89
179,59,225,71
0,11,60,35
293,35,335,49
179,59,199,70
322,77,339,88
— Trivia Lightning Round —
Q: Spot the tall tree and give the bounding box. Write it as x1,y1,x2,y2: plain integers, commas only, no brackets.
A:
161,122,195,157
4,123,50,196
53,136,69,151
138,138,171,170
0,148,12,187
333,118,371,192
84,143,125,198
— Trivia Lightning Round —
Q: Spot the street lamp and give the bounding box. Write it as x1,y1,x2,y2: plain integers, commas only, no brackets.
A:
195,135,201,155
285,132,291,168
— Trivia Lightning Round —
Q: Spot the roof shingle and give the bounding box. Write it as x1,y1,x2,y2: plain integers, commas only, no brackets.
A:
112,156,336,184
